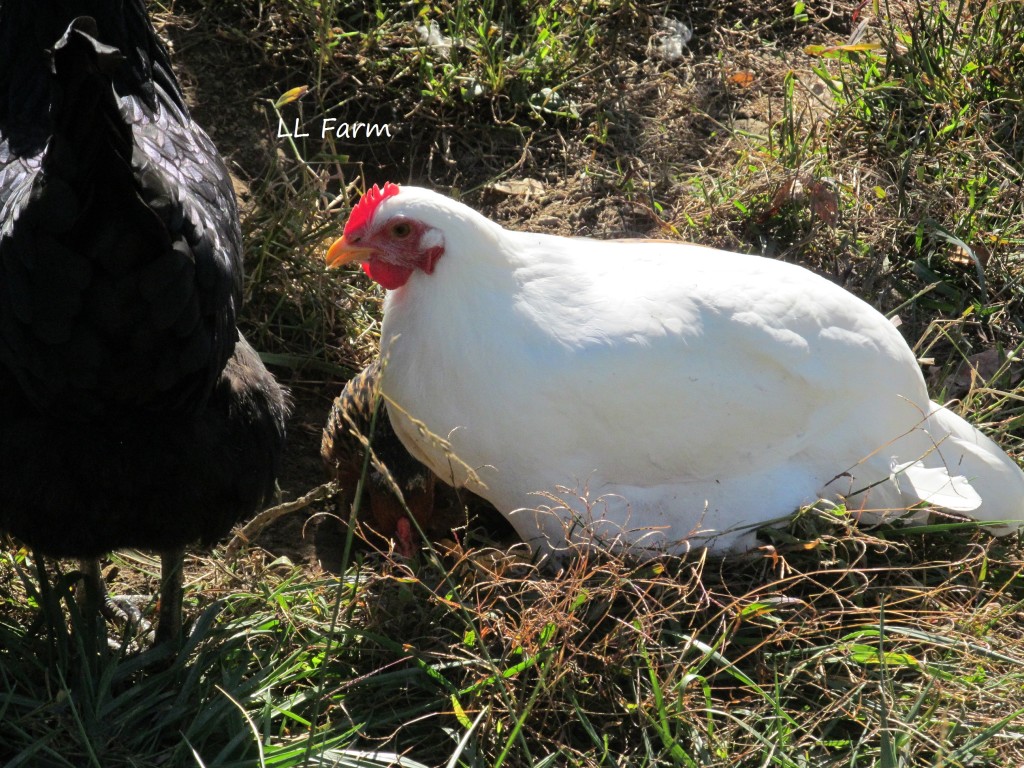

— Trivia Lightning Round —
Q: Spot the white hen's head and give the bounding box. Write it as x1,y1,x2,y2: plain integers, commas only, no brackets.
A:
326,184,498,290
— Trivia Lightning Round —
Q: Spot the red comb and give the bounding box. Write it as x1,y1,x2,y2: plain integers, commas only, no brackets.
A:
344,182,400,237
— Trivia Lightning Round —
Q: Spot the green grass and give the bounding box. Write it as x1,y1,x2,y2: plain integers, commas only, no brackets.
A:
4,520,1024,766
2,0,1024,765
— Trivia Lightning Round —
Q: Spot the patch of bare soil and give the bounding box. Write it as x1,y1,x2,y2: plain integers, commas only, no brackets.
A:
155,8,281,182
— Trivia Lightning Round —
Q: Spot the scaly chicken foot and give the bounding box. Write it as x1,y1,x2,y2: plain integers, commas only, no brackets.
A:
77,558,153,646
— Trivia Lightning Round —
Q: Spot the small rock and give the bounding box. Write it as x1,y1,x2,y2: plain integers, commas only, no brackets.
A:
649,16,692,63
415,21,452,59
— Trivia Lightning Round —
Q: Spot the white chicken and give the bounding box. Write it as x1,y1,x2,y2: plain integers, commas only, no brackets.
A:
327,183,1024,558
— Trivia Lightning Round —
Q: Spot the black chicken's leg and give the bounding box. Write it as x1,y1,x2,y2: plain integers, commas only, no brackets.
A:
155,546,185,644
77,557,148,635
76,549,185,645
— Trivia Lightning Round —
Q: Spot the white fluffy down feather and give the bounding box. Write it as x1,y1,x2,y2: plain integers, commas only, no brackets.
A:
327,183,1024,557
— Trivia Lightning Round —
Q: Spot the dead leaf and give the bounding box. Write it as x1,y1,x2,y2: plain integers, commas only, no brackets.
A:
931,348,1021,399
948,242,990,268
808,181,839,225
728,71,756,87
767,177,799,217
764,176,839,226
274,85,309,108
485,178,545,197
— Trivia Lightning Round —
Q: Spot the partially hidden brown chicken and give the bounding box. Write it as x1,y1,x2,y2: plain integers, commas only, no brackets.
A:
322,358,463,556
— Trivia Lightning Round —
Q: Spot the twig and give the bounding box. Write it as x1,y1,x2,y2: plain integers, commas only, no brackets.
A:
224,482,337,558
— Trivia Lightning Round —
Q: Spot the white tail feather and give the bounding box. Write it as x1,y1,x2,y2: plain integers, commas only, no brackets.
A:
914,402,1024,530
891,460,981,512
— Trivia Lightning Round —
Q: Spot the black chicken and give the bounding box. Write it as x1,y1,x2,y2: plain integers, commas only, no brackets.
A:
0,3,288,642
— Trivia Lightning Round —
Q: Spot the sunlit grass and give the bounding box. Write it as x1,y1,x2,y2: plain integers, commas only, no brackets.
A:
4,516,1023,766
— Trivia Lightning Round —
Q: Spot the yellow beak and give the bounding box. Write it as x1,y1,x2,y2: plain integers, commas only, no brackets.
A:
325,236,377,268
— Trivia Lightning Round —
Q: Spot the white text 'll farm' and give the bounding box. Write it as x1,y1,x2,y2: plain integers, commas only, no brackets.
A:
277,118,393,140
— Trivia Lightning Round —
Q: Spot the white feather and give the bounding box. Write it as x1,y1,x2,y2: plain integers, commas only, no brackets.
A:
364,187,1024,556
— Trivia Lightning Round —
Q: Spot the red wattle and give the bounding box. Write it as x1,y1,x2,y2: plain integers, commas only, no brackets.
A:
362,259,413,289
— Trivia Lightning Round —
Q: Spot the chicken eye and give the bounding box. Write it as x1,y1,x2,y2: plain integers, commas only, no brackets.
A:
391,222,412,238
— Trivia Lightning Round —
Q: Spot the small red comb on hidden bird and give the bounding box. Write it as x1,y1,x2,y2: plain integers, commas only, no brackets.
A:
345,183,401,238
